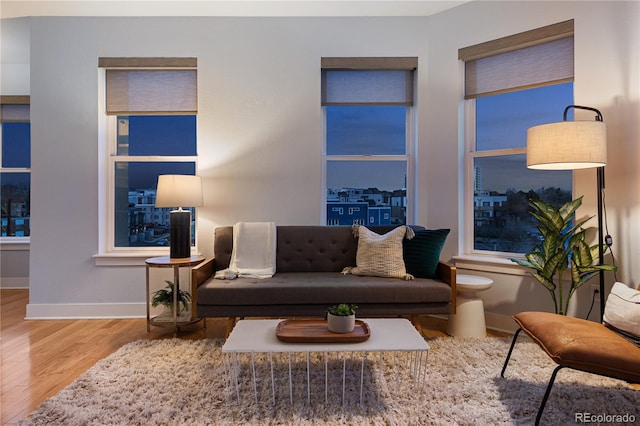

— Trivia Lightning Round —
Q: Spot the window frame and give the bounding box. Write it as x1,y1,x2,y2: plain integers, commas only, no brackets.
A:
460,21,575,258
321,58,417,226
104,115,199,255
0,96,31,243
95,61,198,264
322,106,415,226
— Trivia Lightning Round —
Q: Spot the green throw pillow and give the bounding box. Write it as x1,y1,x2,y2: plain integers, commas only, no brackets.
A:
403,229,450,279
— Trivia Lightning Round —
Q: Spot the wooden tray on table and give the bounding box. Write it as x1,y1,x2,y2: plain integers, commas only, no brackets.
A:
275,319,370,343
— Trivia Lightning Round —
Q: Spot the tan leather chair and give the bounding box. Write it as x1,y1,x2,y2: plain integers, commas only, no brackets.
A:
501,311,640,425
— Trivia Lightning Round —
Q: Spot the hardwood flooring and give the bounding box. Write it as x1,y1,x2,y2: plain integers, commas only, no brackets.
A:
0,289,507,424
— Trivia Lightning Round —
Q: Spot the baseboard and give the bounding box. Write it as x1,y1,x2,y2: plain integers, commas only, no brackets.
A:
0,277,29,289
485,312,520,334
25,302,146,319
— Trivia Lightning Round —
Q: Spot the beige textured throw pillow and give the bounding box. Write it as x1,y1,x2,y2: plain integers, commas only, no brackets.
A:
343,225,415,280
603,282,640,338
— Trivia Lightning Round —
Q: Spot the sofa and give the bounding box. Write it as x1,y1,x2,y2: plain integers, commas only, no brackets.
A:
190,225,456,330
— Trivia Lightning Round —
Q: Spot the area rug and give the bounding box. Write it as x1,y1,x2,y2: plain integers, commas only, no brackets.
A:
21,337,638,425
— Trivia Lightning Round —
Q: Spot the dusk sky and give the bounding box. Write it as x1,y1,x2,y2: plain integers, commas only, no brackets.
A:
124,115,196,189
475,82,574,193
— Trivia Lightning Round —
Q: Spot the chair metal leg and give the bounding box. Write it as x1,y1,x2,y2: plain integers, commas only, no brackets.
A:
535,365,566,426
501,328,523,378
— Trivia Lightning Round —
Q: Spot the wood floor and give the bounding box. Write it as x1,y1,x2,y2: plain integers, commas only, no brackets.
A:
1,289,506,425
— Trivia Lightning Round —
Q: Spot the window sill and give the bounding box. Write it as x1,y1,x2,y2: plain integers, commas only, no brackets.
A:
452,254,526,276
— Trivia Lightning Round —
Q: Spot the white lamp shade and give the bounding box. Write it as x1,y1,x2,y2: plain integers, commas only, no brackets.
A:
155,174,203,208
527,121,607,170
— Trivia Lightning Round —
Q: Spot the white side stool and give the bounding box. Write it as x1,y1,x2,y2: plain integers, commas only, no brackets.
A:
446,274,493,337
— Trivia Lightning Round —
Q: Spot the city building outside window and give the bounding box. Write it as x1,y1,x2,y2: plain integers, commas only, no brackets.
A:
460,21,574,255
99,58,197,253
1,97,30,238
322,57,416,226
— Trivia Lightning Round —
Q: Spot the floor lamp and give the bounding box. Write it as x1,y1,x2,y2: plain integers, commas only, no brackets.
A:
155,174,203,259
526,105,608,321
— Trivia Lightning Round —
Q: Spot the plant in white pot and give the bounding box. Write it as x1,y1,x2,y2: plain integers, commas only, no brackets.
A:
326,304,358,333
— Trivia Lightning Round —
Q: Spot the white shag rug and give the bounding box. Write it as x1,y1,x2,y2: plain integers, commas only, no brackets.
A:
21,337,638,425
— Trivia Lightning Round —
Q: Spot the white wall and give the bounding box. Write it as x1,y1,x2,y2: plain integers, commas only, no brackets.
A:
429,1,639,331
3,1,637,323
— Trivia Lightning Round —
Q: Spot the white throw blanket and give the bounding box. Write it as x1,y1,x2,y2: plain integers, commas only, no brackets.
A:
215,222,276,279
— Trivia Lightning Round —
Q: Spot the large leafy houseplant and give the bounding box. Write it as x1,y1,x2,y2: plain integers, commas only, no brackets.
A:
511,197,616,315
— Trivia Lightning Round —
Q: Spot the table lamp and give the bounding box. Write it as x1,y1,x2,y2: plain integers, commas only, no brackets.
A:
527,105,607,320
155,174,203,258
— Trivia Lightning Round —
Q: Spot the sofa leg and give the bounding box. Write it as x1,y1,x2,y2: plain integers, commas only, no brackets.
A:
410,315,424,336
501,328,523,378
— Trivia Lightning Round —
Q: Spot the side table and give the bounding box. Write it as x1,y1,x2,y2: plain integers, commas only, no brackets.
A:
446,274,494,337
145,255,205,334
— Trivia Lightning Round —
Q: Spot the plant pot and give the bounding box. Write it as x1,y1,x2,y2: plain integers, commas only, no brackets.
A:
327,313,355,333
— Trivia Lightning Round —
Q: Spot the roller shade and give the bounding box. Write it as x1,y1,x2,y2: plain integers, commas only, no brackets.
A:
459,20,573,99
0,96,30,122
321,57,417,106
100,57,197,115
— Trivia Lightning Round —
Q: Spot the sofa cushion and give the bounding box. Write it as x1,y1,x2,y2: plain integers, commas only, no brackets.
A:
346,226,413,280
403,229,450,279
198,272,452,307
513,311,640,384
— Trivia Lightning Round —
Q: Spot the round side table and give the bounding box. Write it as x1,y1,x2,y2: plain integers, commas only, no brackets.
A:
446,274,494,337
145,255,205,334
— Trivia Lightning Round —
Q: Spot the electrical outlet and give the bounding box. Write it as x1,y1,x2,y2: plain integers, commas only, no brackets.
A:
590,282,600,299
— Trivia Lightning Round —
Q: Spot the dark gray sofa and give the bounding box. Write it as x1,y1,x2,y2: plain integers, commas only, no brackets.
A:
191,225,456,324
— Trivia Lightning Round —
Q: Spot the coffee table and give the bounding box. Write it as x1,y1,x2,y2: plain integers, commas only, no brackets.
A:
221,318,430,405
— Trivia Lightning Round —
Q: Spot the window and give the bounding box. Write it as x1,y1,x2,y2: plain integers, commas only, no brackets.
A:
99,58,197,252
460,21,574,255
1,97,30,238
322,57,416,226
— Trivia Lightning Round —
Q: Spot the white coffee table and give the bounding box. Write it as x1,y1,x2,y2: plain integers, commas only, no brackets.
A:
222,318,430,405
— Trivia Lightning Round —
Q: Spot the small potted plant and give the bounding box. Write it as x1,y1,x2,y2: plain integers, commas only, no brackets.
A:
151,280,192,315
326,303,358,333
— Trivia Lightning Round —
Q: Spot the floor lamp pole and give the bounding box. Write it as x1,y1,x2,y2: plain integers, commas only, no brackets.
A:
597,166,605,322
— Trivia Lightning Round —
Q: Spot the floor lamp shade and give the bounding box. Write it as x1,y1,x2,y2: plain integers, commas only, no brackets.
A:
527,121,607,170
155,175,203,258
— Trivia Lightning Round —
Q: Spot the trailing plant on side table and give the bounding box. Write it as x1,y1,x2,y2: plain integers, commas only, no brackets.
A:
151,280,192,314
510,196,616,315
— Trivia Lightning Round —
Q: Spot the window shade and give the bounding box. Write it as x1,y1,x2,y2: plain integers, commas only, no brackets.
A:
321,57,417,106
459,20,573,99
100,57,197,115
0,96,30,122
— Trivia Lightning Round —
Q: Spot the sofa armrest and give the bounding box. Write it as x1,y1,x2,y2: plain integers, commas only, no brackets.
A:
436,261,456,314
191,257,216,315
